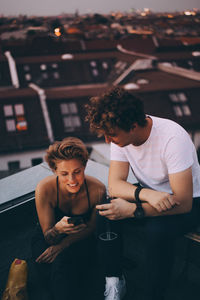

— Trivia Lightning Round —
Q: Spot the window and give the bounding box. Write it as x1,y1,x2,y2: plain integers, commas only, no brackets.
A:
23,65,30,71
63,115,81,128
52,63,58,68
92,69,99,77
23,64,32,82
89,60,100,79
173,105,183,117
15,104,24,116
60,102,81,132
90,61,97,67
8,161,20,171
6,119,16,132
40,64,47,70
169,93,191,117
21,62,61,87
136,78,149,85
72,116,81,127
60,103,69,114
115,61,128,74
68,103,77,114
42,73,48,79
25,73,31,81
194,131,200,149
3,104,28,132
32,158,43,166
102,62,108,69
188,60,193,67
4,105,13,117
53,72,60,79
182,105,191,116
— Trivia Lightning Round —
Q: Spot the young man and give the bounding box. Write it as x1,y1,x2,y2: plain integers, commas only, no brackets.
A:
85,86,200,300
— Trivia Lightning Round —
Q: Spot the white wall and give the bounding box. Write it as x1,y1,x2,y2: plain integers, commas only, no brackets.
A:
0,149,46,170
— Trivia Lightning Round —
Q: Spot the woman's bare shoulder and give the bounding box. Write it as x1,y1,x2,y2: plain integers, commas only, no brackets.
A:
36,175,56,197
85,175,106,204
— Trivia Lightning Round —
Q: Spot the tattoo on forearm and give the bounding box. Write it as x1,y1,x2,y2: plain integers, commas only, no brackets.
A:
44,226,63,245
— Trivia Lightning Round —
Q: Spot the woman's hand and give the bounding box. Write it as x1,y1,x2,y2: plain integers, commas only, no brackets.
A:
36,244,63,263
55,216,86,234
96,198,134,220
140,189,178,212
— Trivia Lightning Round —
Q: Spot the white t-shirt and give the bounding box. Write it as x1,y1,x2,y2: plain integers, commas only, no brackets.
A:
111,116,200,197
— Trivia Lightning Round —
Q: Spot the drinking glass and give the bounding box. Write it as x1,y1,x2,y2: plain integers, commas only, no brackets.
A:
98,195,118,242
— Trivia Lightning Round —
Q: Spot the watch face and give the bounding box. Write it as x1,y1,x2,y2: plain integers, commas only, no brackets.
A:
134,207,145,219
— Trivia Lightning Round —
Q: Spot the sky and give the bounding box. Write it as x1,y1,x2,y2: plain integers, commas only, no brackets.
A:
1,0,200,16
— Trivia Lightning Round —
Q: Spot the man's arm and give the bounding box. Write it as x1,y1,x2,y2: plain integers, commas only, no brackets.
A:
140,167,193,215
99,161,193,219
108,160,137,200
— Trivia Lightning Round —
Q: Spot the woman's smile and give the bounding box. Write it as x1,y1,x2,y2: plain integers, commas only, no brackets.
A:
55,159,85,194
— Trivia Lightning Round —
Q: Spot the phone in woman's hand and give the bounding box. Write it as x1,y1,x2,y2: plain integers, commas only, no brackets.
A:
68,216,84,226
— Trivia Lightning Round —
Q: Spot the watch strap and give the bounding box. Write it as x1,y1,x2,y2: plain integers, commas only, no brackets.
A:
133,185,145,219
134,186,144,203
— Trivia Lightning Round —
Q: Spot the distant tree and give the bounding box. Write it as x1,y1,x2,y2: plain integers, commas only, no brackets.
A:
93,14,109,24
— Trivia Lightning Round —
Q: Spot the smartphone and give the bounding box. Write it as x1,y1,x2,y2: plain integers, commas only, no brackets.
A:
97,195,112,211
97,207,108,212
68,216,84,226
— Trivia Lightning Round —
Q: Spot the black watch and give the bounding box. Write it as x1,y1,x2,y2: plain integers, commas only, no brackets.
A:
134,186,145,219
134,205,145,219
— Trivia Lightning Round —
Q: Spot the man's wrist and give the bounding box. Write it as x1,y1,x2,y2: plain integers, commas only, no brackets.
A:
130,203,137,218
137,187,148,202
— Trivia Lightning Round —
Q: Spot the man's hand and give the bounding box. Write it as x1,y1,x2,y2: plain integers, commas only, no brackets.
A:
96,198,135,220
36,244,63,263
140,189,178,212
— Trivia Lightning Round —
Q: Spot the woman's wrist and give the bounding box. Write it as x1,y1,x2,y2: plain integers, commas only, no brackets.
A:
44,225,62,245
54,222,61,233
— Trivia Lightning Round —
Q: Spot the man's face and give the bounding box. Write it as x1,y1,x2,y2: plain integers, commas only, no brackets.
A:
103,127,134,147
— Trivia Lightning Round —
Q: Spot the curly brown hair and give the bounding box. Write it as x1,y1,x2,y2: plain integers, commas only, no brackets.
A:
45,137,88,170
85,86,147,135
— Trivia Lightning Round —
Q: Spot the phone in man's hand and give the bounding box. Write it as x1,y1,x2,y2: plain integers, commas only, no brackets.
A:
97,195,112,211
68,216,84,226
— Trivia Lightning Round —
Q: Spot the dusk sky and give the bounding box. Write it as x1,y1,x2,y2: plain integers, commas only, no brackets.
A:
1,0,200,16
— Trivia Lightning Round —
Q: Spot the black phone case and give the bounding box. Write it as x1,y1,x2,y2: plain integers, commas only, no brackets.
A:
68,216,84,226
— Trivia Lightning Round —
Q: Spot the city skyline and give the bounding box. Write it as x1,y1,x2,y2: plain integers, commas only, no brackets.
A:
1,0,200,16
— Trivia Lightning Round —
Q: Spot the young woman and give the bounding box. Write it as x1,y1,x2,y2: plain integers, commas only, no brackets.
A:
31,137,105,300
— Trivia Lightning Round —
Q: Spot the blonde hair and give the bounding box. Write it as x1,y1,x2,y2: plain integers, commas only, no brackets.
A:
45,137,88,170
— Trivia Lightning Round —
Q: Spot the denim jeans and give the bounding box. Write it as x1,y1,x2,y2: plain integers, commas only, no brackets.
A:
31,225,96,300
123,197,200,300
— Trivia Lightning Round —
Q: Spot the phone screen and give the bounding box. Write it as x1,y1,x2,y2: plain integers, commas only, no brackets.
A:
68,216,84,226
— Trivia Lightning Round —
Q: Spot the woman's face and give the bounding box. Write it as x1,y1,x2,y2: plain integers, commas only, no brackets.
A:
55,159,85,194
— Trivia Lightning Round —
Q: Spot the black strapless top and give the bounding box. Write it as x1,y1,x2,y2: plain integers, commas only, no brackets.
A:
54,176,92,223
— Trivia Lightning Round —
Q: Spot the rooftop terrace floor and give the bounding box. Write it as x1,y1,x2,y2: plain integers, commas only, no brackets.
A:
1,200,200,300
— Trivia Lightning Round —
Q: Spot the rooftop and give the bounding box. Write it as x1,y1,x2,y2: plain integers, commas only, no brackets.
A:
0,160,200,299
